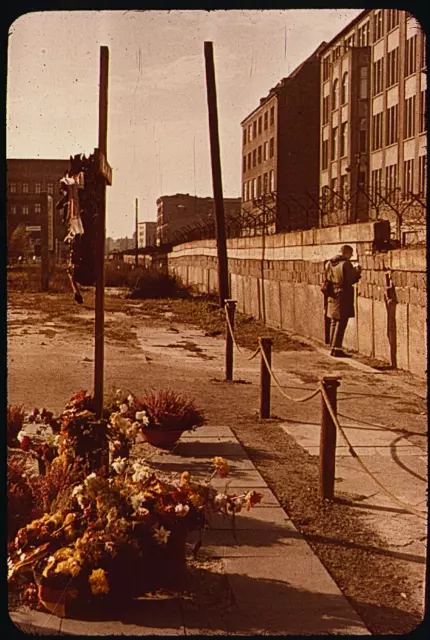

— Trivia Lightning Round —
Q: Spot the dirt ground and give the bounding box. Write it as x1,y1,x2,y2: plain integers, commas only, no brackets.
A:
7,289,428,635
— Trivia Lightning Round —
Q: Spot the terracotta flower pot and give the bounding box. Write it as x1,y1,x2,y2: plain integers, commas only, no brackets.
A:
140,429,184,449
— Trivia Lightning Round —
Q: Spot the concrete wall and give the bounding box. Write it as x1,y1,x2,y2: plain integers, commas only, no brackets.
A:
168,221,427,378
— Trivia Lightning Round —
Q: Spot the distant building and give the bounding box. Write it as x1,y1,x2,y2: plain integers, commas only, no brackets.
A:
7,158,70,259
138,221,157,248
241,44,326,233
156,194,241,245
319,9,427,237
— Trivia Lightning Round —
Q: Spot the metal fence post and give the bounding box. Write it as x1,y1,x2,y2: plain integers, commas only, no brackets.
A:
319,375,341,500
225,299,236,381
259,337,272,419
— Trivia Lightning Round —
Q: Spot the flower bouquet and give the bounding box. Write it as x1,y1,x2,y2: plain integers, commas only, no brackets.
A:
8,457,263,617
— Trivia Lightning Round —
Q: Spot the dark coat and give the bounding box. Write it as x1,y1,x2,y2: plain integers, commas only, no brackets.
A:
325,254,361,320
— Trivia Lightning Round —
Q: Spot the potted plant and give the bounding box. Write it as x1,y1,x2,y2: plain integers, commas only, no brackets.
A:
132,389,206,449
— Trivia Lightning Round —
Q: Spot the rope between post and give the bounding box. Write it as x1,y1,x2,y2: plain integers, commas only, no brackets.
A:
319,385,427,520
259,345,321,403
224,306,261,361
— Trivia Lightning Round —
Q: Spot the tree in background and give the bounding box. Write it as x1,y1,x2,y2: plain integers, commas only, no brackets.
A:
8,224,31,260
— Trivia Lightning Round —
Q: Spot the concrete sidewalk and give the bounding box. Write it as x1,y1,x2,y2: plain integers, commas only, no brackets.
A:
10,425,369,636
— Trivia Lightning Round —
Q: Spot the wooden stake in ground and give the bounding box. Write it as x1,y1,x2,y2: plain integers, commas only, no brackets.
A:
204,41,230,307
135,197,139,266
94,46,110,419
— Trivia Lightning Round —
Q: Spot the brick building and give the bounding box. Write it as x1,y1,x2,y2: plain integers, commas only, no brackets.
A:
156,193,241,245
7,158,70,258
319,9,427,240
241,44,326,233
138,221,157,248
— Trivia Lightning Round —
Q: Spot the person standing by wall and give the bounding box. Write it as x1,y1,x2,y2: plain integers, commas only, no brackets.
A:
325,244,361,357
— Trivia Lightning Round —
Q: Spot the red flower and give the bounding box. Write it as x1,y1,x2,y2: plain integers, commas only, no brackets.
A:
20,436,32,452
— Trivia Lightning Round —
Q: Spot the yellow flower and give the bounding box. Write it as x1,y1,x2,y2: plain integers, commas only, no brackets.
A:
181,471,190,485
88,568,109,596
152,524,171,545
213,457,230,478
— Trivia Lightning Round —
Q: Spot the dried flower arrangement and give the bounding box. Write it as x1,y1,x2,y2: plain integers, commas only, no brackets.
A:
8,457,263,617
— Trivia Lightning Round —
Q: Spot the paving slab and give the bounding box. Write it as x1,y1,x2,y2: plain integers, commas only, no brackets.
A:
181,425,235,438
207,506,293,530
175,439,247,458
10,609,62,635
222,555,369,635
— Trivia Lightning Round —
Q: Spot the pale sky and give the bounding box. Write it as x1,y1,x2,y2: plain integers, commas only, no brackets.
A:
7,9,362,238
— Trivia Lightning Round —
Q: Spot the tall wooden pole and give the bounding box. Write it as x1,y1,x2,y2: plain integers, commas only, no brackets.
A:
204,41,230,307
135,197,139,266
94,46,109,418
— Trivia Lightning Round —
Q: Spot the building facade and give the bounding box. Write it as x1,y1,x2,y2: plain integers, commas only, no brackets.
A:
156,193,241,245
7,158,70,258
319,9,427,239
138,221,157,248
241,44,325,233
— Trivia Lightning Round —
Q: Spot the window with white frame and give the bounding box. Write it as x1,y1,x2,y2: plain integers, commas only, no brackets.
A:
331,126,338,160
387,9,399,32
264,111,268,130
243,128,247,145
341,72,348,104
419,89,426,133
387,48,399,87
22,204,29,215
258,145,262,164
405,35,417,77
47,182,54,195
10,182,17,193
418,155,427,195
332,79,339,110
322,95,329,124
385,104,398,146
269,137,274,158
322,139,329,170
385,163,398,197
403,159,414,196
357,21,370,47
373,10,384,42
248,124,253,141
258,116,262,134
35,182,41,194
373,58,383,95
371,168,382,197
269,170,275,192
269,106,275,126
23,183,29,194
322,56,330,82
404,95,416,139
372,112,383,150
11,204,17,215
340,122,348,157
359,66,368,98
263,141,268,161
35,203,41,214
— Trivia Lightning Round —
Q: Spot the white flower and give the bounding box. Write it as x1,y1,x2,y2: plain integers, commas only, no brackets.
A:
77,495,86,509
127,394,135,405
84,472,97,487
17,430,27,443
119,403,129,415
130,493,143,511
115,389,123,399
175,504,190,517
135,411,149,426
131,461,152,484
152,525,171,545
135,507,149,518
72,485,83,497
20,553,26,562
214,493,228,508
112,458,127,475
53,435,61,447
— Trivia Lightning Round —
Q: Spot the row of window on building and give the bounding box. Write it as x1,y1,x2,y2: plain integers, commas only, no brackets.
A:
322,88,426,169
9,182,55,195
242,170,275,202
243,138,275,172
243,106,275,145
322,154,426,207
10,203,42,215
322,10,424,81
370,156,427,198
372,90,426,150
